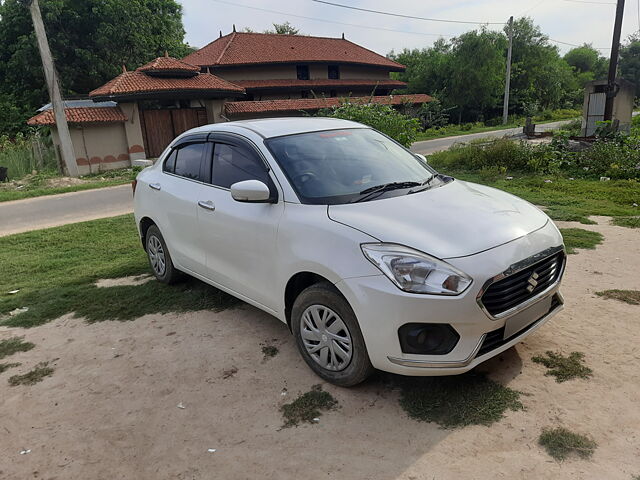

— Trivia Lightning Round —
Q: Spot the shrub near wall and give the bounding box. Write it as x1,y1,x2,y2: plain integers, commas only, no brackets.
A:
317,102,421,147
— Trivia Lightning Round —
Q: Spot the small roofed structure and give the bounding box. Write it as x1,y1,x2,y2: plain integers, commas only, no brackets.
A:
89,55,244,102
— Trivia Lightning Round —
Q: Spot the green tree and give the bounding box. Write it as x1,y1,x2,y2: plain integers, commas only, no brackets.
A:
0,0,191,136
619,34,640,97
564,44,608,87
507,17,577,113
267,22,300,35
447,29,506,122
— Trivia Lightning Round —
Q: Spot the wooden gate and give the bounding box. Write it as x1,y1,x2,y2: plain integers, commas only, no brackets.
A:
140,108,208,158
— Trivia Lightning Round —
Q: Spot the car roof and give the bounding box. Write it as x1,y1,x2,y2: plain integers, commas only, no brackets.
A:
185,117,368,139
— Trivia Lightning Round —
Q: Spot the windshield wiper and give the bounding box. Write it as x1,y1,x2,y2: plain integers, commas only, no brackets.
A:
407,174,439,194
351,181,420,203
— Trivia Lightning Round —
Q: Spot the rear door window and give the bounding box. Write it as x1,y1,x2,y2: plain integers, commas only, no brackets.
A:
174,143,205,180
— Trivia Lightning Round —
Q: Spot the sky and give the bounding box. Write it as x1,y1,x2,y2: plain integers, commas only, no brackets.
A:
179,0,640,57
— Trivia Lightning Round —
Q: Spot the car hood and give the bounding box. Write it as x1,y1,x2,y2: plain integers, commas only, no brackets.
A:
327,180,549,259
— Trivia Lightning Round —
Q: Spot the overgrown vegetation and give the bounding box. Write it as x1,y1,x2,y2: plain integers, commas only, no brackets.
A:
0,336,35,360
0,214,238,328
559,228,604,254
0,132,57,180
8,361,54,386
538,427,597,461
595,289,640,305
397,372,523,428
317,102,420,147
532,351,593,382
280,384,338,428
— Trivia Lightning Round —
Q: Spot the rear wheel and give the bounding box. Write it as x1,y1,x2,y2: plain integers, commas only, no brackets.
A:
292,283,374,387
145,225,181,284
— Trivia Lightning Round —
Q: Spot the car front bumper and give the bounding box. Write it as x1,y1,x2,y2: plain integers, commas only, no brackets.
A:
335,220,565,376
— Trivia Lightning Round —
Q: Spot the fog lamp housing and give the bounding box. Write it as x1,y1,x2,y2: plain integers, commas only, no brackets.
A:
398,323,460,355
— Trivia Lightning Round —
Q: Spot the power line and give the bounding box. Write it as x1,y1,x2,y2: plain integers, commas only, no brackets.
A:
311,0,506,25
548,37,611,48
209,0,453,37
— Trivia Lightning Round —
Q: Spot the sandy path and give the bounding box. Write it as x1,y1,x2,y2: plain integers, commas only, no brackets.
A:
1,217,639,479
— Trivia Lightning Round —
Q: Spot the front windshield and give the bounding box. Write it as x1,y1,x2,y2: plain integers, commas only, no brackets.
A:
265,128,437,205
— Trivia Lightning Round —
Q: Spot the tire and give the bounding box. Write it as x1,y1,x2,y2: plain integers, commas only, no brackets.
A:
291,282,374,387
145,225,182,284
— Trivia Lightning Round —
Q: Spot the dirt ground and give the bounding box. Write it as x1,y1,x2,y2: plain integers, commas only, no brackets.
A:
1,216,639,480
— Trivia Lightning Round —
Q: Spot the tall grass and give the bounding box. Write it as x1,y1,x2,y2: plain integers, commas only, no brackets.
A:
0,132,58,180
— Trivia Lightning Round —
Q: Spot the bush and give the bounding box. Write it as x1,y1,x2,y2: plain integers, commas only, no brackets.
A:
0,132,58,180
429,131,640,180
316,101,420,147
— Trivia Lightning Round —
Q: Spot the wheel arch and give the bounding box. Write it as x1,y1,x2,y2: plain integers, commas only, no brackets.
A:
139,216,157,250
284,271,345,330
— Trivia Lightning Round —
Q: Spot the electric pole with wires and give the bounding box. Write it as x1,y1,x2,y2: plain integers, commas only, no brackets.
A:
604,0,626,121
503,16,514,125
24,0,79,177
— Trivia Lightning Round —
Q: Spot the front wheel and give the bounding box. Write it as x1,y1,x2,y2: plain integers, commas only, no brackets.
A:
145,225,182,284
291,283,374,387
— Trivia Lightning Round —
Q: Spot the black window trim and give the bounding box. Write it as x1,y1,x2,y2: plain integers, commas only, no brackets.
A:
161,134,209,184
204,132,280,201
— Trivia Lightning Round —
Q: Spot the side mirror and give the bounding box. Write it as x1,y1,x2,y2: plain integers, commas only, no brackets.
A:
230,180,272,203
415,153,428,164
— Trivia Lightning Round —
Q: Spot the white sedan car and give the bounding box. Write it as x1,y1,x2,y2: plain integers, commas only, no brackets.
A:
133,117,565,386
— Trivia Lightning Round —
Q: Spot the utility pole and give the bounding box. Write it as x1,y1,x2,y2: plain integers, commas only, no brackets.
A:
603,0,625,122
502,16,514,125
27,0,79,177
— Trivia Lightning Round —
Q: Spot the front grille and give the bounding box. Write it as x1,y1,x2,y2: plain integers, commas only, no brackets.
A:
480,252,564,316
477,294,562,357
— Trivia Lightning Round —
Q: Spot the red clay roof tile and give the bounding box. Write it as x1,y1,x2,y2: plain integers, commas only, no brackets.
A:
137,56,200,74
183,32,404,70
27,106,127,126
90,70,244,100
235,78,406,90
225,94,431,116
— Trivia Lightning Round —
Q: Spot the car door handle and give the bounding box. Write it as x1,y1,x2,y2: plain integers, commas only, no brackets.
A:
149,183,161,191
198,200,216,211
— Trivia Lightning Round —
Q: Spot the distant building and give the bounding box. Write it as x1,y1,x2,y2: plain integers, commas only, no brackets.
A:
28,32,431,173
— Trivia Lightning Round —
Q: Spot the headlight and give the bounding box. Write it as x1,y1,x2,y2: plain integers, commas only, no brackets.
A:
361,243,472,295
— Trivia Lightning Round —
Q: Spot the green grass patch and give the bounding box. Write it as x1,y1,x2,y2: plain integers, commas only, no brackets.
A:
8,361,54,386
595,289,640,305
611,216,640,228
0,214,239,328
545,208,597,225
538,427,597,461
262,345,279,358
559,228,603,254
397,372,523,428
532,351,593,382
0,336,35,360
280,384,338,428
0,362,21,374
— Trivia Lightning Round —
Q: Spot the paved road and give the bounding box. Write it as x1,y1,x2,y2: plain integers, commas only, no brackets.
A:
0,184,133,237
0,119,576,236
410,119,573,155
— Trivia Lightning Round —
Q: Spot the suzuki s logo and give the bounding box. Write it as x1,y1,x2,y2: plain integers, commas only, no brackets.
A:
526,272,539,292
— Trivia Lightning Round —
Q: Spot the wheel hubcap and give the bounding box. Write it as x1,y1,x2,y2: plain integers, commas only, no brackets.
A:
300,305,353,372
147,235,166,276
